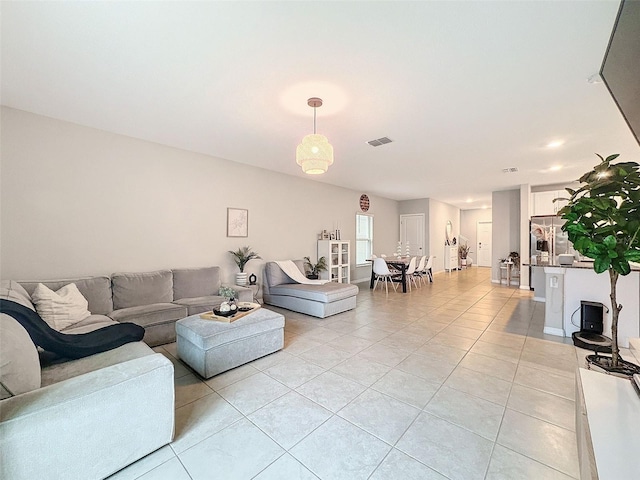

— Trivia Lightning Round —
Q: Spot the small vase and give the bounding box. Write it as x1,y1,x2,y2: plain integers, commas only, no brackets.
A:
235,272,248,286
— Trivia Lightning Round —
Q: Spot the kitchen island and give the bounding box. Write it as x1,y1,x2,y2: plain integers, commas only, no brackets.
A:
528,262,639,348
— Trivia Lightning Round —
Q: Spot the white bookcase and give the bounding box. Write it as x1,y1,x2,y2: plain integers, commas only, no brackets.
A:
318,240,350,283
444,245,459,272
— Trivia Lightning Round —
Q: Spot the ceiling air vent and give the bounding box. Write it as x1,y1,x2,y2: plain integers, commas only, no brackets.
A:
367,137,393,147
502,167,519,173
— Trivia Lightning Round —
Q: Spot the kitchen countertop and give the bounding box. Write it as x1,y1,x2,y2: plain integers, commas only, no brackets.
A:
525,261,640,271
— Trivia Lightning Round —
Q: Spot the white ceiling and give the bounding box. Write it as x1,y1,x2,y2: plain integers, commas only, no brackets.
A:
2,1,639,209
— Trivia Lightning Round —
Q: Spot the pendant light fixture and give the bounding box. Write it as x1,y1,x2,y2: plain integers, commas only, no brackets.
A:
296,97,334,174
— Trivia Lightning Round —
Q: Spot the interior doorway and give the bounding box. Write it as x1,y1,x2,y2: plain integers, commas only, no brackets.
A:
477,221,492,267
400,214,425,257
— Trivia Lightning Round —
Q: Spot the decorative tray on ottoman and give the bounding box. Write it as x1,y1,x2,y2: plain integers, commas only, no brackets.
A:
200,302,261,323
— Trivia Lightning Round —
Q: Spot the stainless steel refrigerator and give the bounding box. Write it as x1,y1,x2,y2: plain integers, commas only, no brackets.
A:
529,215,574,294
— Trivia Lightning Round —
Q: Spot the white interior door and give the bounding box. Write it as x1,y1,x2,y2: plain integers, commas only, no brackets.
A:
400,214,425,256
477,221,492,267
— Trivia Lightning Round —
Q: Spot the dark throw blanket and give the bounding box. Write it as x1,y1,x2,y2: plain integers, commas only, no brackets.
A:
0,299,145,359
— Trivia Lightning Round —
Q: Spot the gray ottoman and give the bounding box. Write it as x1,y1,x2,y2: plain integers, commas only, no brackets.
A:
175,308,285,378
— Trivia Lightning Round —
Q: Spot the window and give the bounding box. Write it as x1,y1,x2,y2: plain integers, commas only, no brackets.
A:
356,213,374,266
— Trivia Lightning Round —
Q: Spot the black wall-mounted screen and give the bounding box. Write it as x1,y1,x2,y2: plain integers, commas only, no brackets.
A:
601,0,640,146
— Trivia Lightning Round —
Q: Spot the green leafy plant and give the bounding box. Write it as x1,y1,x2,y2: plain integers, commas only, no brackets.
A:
558,154,640,368
218,285,236,299
228,246,261,272
303,256,328,276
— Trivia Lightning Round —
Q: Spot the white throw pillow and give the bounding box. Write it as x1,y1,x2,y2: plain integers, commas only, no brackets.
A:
31,283,91,331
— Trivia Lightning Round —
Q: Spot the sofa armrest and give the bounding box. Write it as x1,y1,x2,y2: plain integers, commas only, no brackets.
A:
221,283,253,303
0,354,175,480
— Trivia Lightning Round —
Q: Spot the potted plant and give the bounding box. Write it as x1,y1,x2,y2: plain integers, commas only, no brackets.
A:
458,243,471,267
228,246,261,286
558,154,640,376
303,256,327,279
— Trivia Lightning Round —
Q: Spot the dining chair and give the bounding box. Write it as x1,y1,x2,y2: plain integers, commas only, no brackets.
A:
425,255,434,282
372,257,398,294
415,255,427,285
405,256,420,291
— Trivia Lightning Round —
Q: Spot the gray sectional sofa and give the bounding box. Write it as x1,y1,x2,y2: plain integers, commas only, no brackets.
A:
263,260,358,318
0,281,175,480
18,266,252,347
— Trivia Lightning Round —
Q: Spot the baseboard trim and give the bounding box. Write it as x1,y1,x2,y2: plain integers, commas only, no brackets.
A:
543,326,565,337
533,296,545,303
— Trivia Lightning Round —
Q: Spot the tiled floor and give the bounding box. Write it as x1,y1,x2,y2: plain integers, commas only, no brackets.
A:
108,267,638,480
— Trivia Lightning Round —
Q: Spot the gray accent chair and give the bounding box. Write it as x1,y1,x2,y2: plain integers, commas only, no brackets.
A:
263,260,358,318
0,282,175,480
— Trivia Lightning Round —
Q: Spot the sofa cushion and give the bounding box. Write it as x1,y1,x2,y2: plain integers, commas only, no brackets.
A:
61,314,118,334
40,341,153,387
31,283,91,331
112,270,173,310
269,282,359,303
173,295,226,316
0,313,41,399
0,280,35,311
20,276,113,315
172,267,221,300
264,260,305,287
109,303,187,328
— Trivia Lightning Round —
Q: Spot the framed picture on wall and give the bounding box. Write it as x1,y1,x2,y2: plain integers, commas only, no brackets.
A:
227,208,248,237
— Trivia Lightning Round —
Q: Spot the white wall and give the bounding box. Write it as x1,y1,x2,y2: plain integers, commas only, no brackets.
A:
0,107,399,284
460,208,492,265
491,189,521,282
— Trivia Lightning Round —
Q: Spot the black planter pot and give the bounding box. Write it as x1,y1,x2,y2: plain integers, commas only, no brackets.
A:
586,354,640,378
306,274,319,280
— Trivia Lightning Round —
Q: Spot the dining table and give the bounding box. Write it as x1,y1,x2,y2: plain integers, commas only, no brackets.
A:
368,256,412,293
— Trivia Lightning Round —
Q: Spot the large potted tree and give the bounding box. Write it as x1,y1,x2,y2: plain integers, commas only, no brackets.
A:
558,154,640,376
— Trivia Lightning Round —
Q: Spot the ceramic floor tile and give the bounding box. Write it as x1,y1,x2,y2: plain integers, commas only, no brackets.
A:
479,331,527,349
327,334,375,355
469,340,522,363
203,363,259,391
429,332,477,350
414,342,468,364
217,371,290,415
338,389,421,444
249,391,332,449
441,325,484,340
497,409,579,478
249,350,296,371
295,371,367,412
395,353,458,384
330,355,392,386
358,342,412,367
107,445,175,480
253,454,319,480
444,366,513,406
396,412,494,480
154,350,192,379
372,368,440,409
174,372,214,409
424,385,505,441
172,392,243,454
265,356,325,388
369,449,448,480
300,326,345,343
350,325,392,342
379,332,429,351
179,418,284,480
486,444,575,480
137,457,191,480
283,335,325,355
458,352,518,382
299,343,354,369
289,416,391,480
507,384,575,431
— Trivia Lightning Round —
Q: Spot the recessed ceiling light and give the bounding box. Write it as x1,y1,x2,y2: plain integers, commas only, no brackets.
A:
546,140,564,148
466,198,473,203
482,205,488,209
549,165,562,171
